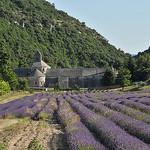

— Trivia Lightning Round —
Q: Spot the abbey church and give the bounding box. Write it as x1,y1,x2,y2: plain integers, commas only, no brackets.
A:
14,51,108,89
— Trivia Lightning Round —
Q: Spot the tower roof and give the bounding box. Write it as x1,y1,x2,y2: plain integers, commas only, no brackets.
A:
28,69,45,77
34,50,41,56
29,60,51,68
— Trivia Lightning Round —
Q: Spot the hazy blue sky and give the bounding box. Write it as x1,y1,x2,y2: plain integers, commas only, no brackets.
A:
48,0,150,54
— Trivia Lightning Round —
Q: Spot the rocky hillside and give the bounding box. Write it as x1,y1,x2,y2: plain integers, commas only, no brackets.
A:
0,0,130,68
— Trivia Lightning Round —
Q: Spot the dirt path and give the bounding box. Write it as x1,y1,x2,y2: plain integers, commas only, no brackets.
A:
0,119,67,150
0,119,18,132
0,92,33,104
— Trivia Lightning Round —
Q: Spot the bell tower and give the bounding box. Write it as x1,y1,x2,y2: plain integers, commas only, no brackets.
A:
34,50,42,62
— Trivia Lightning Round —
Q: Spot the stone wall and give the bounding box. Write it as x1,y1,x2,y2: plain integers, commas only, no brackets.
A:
14,67,106,89
28,76,45,87
45,77,58,88
46,68,106,78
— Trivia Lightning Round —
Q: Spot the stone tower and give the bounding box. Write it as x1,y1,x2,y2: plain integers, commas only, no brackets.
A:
34,50,42,62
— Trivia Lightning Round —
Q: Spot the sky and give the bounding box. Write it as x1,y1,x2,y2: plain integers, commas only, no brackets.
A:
48,0,150,54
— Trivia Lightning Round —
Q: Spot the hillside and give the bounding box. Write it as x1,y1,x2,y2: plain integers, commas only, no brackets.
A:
136,47,150,56
0,0,130,69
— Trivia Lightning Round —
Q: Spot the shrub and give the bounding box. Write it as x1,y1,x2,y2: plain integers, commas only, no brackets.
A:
71,84,80,90
28,139,44,150
0,80,10,95
37,112,52,120
139,81,147,87
28,89,34,94
101,69,115,86
54,82,61,91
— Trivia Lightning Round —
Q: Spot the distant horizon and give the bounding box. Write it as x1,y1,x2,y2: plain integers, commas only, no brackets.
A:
48,0,150,55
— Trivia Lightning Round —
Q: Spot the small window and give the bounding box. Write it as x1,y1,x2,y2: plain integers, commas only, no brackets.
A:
36,56,39,61
35,82,37,85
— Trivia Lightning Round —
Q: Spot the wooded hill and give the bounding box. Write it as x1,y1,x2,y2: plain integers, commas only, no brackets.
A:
0,0,130,69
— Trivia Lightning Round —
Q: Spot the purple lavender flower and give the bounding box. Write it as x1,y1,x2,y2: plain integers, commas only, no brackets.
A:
121,100,150,114
66,97,150,150
104,101,150,124
66,122,106,150
57,97,106,150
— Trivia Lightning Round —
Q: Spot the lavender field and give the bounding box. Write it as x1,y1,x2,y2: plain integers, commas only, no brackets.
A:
0,90,150,150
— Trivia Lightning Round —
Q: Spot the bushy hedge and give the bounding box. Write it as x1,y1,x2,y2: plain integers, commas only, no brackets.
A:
0,80,10,95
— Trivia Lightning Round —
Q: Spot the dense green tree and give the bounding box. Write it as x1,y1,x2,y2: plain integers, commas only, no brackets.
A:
136,54,150,69
126,56,137,82
101,69,115,86
0,40,19,90
0,40,10,71
135,67,150,81
2,66,19,90
0,80,10,95
0,0,129,69
18,78,29,91
134,53,150,81
116,68,132,89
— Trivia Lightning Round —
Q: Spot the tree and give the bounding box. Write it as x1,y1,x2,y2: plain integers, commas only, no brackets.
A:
0,41,19,90
135,67,150,81
2,66,19,90
18,78,29,91
0,40,10,71
0,80,10,95
101,69,115,86
54,82,61,91
116,68,131,89
127,56,137,82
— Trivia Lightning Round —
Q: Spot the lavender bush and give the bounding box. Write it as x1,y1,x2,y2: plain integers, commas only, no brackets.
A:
66,97,150,150
57,97,106,150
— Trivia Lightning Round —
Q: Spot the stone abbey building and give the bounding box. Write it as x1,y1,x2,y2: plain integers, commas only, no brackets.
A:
14,51,108,89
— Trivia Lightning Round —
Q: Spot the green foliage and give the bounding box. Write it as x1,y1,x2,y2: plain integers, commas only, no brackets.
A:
138,81,147,87
71,84,80,90
54,82,61,91
136,54,150,69
28,89,34,93
0,80,11,95
77,145,96,150
28,139,45,150
101,69,115,86
126,56,137,82
116,68,131,89
0,40,10,70
0,0,129,69
133,53,150,81
18,78,29,91
0,139,9,150
0,41,19,90
2,66,19,90
37,112,52,120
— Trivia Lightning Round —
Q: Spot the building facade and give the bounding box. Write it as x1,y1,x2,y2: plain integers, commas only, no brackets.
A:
14,51,108,89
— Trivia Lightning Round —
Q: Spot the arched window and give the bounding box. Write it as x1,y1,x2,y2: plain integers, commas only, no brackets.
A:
36,56,39,61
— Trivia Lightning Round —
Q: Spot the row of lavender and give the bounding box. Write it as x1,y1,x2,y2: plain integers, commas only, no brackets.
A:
57,96,106,150
0,92,57,119
72,94,150,144
0,90,150,149
0,91,108,149
64,94,150,150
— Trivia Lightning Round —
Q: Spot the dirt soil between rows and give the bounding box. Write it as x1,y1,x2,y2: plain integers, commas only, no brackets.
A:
0,118,67,150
